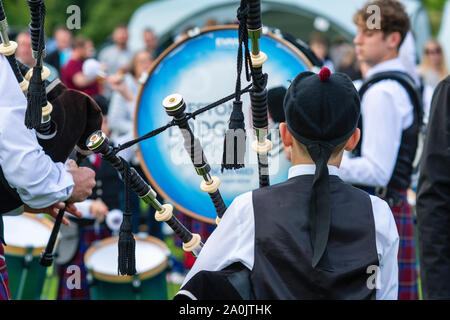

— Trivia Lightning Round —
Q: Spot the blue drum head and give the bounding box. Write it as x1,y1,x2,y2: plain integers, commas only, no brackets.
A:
136,26,312,223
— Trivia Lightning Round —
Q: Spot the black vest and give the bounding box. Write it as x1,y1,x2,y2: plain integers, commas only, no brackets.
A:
354,71,422,190
250,175,379,299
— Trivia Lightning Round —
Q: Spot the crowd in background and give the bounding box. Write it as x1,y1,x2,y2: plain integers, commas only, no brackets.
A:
9,14,449,299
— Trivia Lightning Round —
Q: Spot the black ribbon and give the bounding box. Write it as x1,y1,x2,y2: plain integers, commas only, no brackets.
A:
306,142,334,269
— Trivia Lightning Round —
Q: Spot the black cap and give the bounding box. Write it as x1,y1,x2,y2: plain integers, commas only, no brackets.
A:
284,67,360,269
284,67,360,147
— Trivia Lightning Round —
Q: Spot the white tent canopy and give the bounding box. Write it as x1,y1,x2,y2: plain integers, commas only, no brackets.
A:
128,0,431,59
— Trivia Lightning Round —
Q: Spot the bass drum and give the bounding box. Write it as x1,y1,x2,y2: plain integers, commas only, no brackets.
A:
2,213,54,300
136,25,313,224
84,236,169,300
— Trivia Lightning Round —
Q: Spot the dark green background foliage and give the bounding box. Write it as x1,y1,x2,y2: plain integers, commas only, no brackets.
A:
3,0,155,45
2,0,447,45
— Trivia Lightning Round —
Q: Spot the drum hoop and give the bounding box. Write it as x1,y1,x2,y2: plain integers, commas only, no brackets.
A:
84,236,169,283
3,213,54,257
135,25,313,224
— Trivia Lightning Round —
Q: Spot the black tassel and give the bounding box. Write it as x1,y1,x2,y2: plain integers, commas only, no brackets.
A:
222,100,246,171
118,159,136,276
222,1,251,172
25,65,44,129
25,0,46,130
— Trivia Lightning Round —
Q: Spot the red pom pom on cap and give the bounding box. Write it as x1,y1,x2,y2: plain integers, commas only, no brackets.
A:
318,67,331,82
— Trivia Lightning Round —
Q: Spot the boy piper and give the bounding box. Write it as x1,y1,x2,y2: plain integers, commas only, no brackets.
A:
340,0,420,300
174,68,399,300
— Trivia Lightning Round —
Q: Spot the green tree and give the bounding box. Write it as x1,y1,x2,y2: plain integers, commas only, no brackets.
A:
4,0,155,46
420,0,447,36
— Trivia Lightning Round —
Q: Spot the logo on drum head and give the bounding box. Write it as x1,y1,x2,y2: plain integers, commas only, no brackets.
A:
215,37,239,48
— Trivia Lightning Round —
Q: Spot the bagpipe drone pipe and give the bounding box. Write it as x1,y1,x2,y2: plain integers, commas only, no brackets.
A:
0,0,103,265
83,0,314,300
83,0,277,281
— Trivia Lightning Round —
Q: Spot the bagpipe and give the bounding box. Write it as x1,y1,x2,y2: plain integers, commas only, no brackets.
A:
81,0,285,277
3,0,315,294
0,0,103,264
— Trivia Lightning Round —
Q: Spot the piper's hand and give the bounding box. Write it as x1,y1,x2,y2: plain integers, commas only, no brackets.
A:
24,202,82,226
90,199,108,222
66,160,96,203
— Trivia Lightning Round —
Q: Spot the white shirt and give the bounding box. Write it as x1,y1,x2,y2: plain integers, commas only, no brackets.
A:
0,55,74,210
183,164,399,300
340,58,415,187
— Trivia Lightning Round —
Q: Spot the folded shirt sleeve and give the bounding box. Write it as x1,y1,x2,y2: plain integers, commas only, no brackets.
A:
0,56,74,209
370,195,399,300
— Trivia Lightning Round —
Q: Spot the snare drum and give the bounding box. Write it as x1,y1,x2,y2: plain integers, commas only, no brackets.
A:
84,236,169,300
2,213,53,300
136,26,313,224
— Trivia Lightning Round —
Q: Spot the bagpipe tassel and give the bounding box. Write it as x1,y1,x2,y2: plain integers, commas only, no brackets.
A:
117,160,136,276
25,64,44,130
222,100,247,171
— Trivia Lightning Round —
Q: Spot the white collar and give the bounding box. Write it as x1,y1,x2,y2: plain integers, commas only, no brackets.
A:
366,57,406,79
288,164,341,179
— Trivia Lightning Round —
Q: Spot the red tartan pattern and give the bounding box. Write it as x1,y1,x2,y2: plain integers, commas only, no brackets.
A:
56,224,110,300
388,191,419,300
0,244,11,300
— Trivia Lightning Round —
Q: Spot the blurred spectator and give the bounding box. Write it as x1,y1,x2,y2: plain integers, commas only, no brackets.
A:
142,28,160,59
15,30,35,67
15,30,58,81
335,43,362,81
45,26,73,74
99,24,134,99
418,39,449,89
309,32,335,72
205,18,218,27
61,36,101,97
99,24,134,76
107,50,152,141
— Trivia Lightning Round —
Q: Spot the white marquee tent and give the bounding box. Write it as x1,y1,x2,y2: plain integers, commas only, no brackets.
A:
128,0,431,61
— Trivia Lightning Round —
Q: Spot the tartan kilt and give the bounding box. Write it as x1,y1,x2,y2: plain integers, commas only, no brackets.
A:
387,190,419,300
0,244,11,300
56,224,110,300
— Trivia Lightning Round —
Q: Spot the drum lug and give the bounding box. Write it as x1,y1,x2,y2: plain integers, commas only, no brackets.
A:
86,269,97,287
132,276,142,294
24,247,33,268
